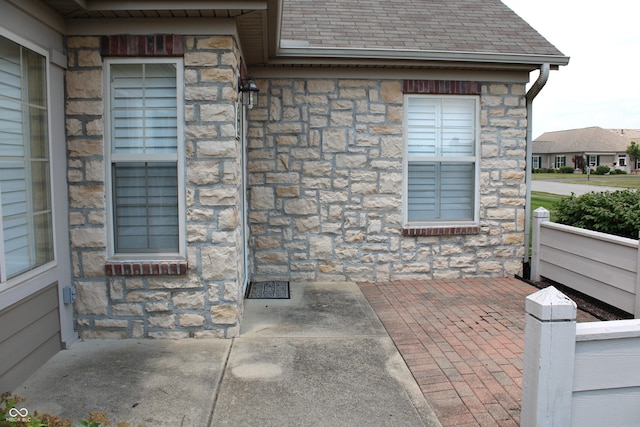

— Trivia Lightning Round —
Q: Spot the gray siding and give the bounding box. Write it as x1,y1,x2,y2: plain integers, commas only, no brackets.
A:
0,284,61,391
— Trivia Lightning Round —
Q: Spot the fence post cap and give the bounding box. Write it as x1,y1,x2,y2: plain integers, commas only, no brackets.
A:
533,207,550,218
526,286,577,321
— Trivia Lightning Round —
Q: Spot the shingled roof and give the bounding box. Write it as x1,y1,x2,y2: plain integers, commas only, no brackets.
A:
278,0,568,67
533,127,630,154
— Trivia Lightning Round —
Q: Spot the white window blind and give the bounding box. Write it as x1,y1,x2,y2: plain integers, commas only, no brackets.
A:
0,35,53,281
405,96,478,224
108,61,182,255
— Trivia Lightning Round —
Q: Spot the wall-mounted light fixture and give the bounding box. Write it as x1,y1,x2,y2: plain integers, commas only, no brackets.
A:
239,77,259,109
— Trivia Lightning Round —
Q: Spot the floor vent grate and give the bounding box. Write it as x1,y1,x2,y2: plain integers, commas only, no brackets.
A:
246,281,290,299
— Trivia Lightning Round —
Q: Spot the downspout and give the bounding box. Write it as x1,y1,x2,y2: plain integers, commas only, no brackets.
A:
523,63,550,278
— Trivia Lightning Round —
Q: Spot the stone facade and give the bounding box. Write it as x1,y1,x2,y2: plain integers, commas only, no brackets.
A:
66,35,245,338
246,78,527,282
65,35,529,339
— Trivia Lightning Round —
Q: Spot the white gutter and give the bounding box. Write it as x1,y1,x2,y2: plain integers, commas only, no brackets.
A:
274,46,569,68
524,63,550,275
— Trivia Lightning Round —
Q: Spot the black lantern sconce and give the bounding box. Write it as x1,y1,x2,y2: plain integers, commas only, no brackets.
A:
239,77,259,109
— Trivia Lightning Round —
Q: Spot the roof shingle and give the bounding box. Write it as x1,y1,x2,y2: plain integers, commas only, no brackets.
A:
280,0,564,58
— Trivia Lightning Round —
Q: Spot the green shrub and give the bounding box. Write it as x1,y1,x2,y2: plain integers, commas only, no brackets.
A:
554,190,640,239
615,169,628,174
594,165,610,175
559,166,574,174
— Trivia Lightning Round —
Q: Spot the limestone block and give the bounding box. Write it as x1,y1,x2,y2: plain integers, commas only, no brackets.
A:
198,36,234,49
187,161,220,185
201,104,235,122
380,81,402,103
149,314,175,329
379,173,402,194
255,251,288,264
210,305,239,325
330,111,354,126
184,52,219,66
127,291,170,302
185,86,218,101
81,251,107,278
322,128,347,152
478,261,503,273
363,196,401,210
187,225,207,242
69,185,104,209
75,281,108,315
295,216,320,233
187,208,215,221
112,303,143,316
256,236,282,250
146,302,170,312
66,100,102,116
335,154,367,169
266,123,303,134
250,187,275,210
173,292,205,309
66,70,102,98
276,186,300,197
94,319,128,328
309,236,333,258
67,36,101,48
219,207,239,229
186,125,217,139
194,329,225,339
70,228,105,247
179,313,205,327
284,198,318,215
148,331,190,339
202,246,237,280
303,161,332,176
266,172,300,184
67,139,103,157
147,275,201,289
125,277,144,290
200,187,237,206
77,50,102,67
224,282,239,302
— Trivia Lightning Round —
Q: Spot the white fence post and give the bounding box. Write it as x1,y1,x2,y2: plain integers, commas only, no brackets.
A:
531,207,550,281
521,286,577,427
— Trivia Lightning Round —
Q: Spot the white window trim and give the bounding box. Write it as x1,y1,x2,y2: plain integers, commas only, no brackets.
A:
0,30,57,288
104,57,186,261
402,94,481,228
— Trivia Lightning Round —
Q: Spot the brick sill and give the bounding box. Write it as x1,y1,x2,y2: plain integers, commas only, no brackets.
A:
105,260,188,276
403,225,480,237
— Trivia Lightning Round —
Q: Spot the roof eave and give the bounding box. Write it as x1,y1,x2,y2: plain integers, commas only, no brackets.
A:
271,46,569,70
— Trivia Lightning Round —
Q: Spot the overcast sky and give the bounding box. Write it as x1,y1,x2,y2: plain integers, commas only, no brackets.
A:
501,0,640,139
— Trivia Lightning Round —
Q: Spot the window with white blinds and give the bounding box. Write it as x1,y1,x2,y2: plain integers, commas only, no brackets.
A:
404,96,479,224
0,35,53,282
106,60,184,257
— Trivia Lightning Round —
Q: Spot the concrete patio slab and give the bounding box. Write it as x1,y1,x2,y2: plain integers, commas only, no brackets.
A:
14,339,231,426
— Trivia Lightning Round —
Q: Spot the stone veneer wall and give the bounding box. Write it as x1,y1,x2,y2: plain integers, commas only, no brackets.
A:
66,35,245,338
246,79,527,282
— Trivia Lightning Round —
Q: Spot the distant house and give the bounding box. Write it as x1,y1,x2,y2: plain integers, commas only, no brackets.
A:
532,126,639,172
0,0,567,391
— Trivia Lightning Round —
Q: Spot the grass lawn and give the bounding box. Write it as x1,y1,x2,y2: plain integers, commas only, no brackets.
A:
530,191,565,220
531,173,640,190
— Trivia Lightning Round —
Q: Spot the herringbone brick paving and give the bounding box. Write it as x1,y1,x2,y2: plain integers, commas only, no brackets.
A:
358,277,598,427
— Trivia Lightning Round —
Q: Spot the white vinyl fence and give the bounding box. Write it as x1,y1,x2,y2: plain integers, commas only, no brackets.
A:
530,207,640,318
521,286,640,427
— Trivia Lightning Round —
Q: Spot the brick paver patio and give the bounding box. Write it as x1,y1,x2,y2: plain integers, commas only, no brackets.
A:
358,277,598,427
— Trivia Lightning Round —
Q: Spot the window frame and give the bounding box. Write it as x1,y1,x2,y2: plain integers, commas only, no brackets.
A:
104,57,186,261
555,155,567,168
532,156,541,170
618,156,627,167
0,30,56,288
402,94,481,228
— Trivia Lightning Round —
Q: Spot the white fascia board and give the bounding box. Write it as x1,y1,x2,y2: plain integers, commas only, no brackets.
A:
274,46,570,68
85,0,267,10
249,66,530,84
66,17,238,36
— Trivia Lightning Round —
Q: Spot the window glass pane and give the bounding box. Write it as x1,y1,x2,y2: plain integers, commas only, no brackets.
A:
113,162,178,253
0,36,53,280
408,162,474,222
111,63,177,154
407,97,475,158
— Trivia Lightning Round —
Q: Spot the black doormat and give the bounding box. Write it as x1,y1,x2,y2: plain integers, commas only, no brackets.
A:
246,281,290,299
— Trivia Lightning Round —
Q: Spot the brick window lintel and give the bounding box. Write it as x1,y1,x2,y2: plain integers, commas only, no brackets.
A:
105,260,188,276
403,226,481,237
